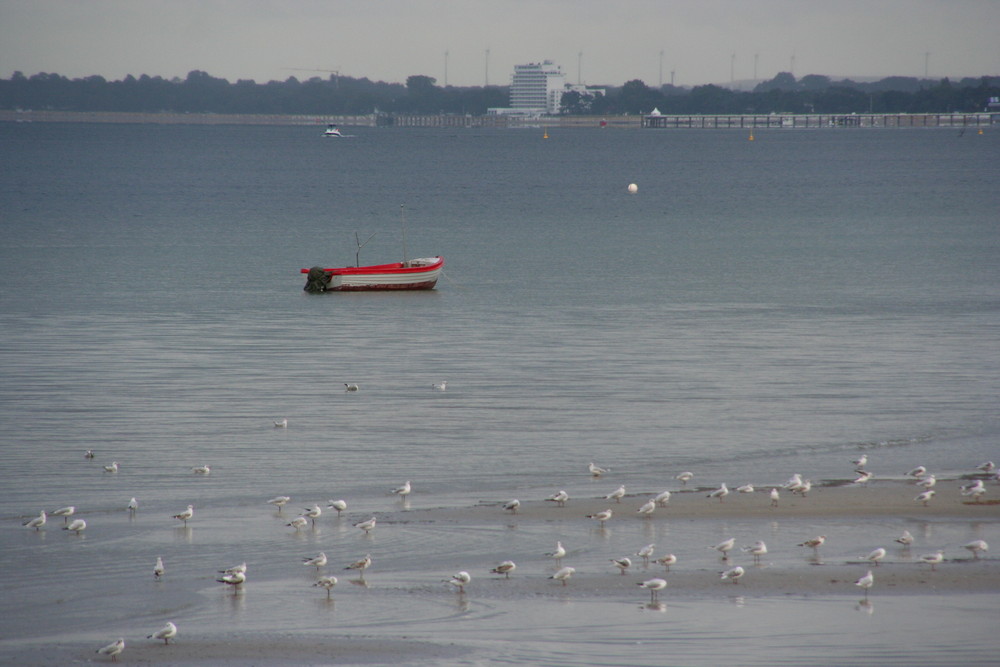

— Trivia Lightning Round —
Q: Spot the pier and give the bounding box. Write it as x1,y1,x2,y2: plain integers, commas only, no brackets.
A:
642,112,998,129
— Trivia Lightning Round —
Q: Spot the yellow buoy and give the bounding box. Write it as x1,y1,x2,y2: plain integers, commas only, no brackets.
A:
543,128,549,139
748,131,754,141
978,128,984,135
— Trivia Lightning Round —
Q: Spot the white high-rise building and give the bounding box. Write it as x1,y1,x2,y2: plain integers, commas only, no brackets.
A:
509,60,566,115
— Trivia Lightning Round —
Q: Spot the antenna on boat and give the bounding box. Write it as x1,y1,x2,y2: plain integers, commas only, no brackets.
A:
354,231,376,267
400,204,409,265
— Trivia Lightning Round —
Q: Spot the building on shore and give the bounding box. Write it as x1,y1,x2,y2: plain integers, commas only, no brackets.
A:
488,60,605,117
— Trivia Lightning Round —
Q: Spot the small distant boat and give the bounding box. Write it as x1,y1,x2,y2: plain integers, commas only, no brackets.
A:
324,124,344,137
302,257,444,292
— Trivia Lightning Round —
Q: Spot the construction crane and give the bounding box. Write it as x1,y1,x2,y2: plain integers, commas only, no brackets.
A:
283,68,340,88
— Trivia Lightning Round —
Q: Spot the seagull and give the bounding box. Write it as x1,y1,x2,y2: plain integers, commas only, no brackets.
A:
547,541,566,564
63,518,86,534
852,454,868,470
104,461,119,473
916,474,937,489
84,449,96,458
587,508,613,526
852,471,873,485
784,473,803,491
652,490,671,506
674,471,694,485
154,556,165,579
550,566,575,585
273,418,287,428
219,562,247,576
147,621,177,645
354,516,377,533
192,465,211,475
962,539,988,559
127,497,138,514
23,510,46,531
303,552,327,568
392,481,411,497
446,571,471,593
611,556,632,575
794,479,812,497
327,499,348,516
961,480,986,502
432,380,448,391
636,499,656,518
217,571,246,589
720,566,745,584
895,530,914,548
638,578,667,602
711,537,736,559
736,484,754,494
313,575,338,597
707,483,729,502
589,462,608,477
303,504,322,525
172,504,194,526
976,461,995,474
798,535,826,552
919,550,944,571
743,540,768,564
344,383,360,392
546,490,569,507
502,499,520,514
770,488,780,506
606,485,626,503
287,516,308,530
95,638,125,662
636,543,656,564
51,506,76,523
914,490,936,507
267,496,291,512
655,553,678,571
491,561,517,578
854,570,874,598
906,466,927,479
344,553,372,577
863,547,887,566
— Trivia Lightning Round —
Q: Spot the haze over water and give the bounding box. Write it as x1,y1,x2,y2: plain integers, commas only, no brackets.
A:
1,122,998,665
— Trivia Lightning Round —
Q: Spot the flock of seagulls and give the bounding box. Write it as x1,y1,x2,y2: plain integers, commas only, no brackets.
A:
19,446,997,661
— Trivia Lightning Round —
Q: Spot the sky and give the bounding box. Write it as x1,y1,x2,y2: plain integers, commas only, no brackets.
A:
1,0,998,88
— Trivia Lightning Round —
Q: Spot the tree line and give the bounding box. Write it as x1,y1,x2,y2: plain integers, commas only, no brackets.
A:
2,69,997,116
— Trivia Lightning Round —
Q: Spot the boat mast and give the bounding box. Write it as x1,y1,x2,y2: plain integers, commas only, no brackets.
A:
400,204,408,265
354,231,376,267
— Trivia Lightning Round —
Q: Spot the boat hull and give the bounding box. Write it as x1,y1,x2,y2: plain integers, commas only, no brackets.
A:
302,257,443,292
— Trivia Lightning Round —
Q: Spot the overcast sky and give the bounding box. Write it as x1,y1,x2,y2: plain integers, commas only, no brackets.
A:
2,0,997,88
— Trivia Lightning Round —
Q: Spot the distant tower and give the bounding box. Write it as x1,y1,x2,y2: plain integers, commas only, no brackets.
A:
485,48,490,86
444,50,449,86
730,52,736,84
754,53,759,80
659,50,664,87
924,51,930,78
578,51,583,85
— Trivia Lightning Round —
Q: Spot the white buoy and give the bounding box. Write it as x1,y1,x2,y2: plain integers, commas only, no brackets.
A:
627,183,638,194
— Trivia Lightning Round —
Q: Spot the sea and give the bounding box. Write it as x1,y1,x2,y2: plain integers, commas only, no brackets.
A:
0,122,998,666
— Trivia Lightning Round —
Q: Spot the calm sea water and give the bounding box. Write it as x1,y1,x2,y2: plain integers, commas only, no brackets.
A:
1,122,998,664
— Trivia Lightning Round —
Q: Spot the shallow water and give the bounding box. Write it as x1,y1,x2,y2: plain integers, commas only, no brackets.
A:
0,122,998,663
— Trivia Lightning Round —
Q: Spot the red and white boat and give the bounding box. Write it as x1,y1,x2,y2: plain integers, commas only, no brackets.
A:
302,256,444,292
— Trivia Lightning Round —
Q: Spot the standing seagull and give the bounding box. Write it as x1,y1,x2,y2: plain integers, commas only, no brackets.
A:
854,570,874,599
546,490,569,507
914,490,936,507
192,465,211,475
303,504,322,526
863,547,887,566
589,462,608,477
638,578,667,602
720,566,745,584
287,516,308,531
104,461,119,473
51,506,76,524
906,466,927,479
147,621,177,645
354,516,377,533
172,505,194,526
344,383,360,392
547,541,566,565
63,518,87,534
743,540,768,564
962,540,988,559
586,508,613,527
674,471,694,485
327,499,348,516
303,552,328,568
653,490,671,507
550,566,575,586
606,485,626,503
313,576,338,598
274,418,288,428
217,571,246,590
770,488,780,507
852,471,873,485
711,537,736,560
656,553,678,571
798,535,826,553
446,571,471,593
85,449,96,459
610,556,632,575
95,638,125,662
491,561,517,578
895,530,914,549
852,454,868,471
23,510,47,531
127,497,138,514
432,380,448,391
344,553,372,578
154,556,165,579
267,496,291,512
736,484,755,494
392,480,412,497
636,543,656,564
707,483,729,502
636,499,656,518
919,550,945,571
502,499,521,514
961,480,986,503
